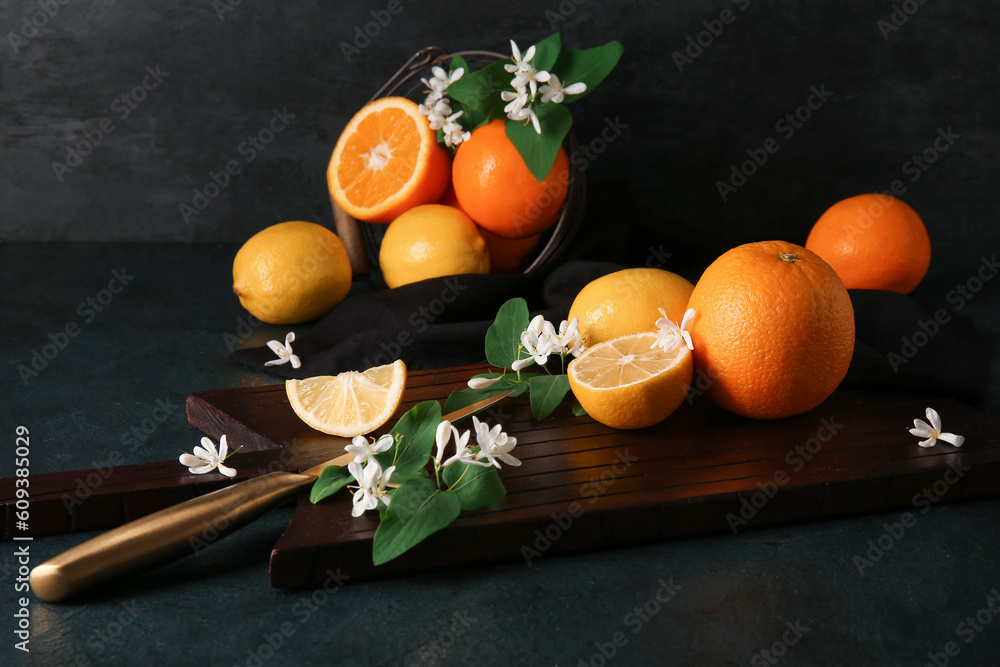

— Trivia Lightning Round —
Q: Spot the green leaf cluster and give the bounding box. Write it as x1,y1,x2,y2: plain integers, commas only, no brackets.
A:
309,398,507,566
442,33,623,180
307,293,596,566
449,297,579,421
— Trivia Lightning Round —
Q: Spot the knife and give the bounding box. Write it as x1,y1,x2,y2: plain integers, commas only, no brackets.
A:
30,389,514,602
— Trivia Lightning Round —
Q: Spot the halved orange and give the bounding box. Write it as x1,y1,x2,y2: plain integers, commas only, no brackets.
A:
327,97,450,224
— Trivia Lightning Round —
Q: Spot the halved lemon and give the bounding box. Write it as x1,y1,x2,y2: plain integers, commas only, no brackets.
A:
286,360,407,437
567,332,693,430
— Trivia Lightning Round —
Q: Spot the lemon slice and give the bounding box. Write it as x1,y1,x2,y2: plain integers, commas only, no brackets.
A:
286,360,407,437
567,332,693,430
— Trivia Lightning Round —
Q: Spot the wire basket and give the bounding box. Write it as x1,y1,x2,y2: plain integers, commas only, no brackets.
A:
330,46,586,279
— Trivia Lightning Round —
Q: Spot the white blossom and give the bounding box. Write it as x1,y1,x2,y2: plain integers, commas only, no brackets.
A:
556,317,585,357
344,433,394,465
539,74,587,104
265,332,301,369
522,106,542,134
179,434,237,478
511,314,587,369
348,459,395,517
504,40,536,76
419,66,466,143
512,314,560,370
419,66,463,108
501,39,549,131
909,407,964,448
467,376,501,390
504,41,550,97
421,98,454,131
442,423,489,468
653,308,695,353
513,67,550,99
472,416,520,468
442,109,470,148
434,420,454,464
501,89,529,118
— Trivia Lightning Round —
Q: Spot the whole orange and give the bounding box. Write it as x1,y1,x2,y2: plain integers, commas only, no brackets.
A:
452,120,570,239
478,228,541,273
686,241,855,419
439,181,541,272
805,194,930,294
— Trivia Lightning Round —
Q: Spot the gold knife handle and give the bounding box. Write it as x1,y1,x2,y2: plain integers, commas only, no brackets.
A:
30,471,316,602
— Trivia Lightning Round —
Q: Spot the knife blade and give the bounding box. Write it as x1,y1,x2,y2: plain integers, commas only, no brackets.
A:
30,388,514,602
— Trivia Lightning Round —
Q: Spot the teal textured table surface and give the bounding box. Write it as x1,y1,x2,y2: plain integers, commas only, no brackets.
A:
3,242,1000,666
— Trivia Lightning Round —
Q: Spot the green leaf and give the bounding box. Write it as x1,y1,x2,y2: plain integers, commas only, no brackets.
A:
448,56,488,130
530,33,563,72
505,103,573,181
374,401,442,477
448,59,513,121
372,478,462,565
309,465,353,504
571,399,588,417
449,54,469,73
485,298,530,369
529,374,571,420
551,41,624,103
462,105,488,130
443,461,506,511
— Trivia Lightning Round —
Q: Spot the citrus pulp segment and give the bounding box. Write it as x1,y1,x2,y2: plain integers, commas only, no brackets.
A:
327,97,450,224
285,360,407,437
568,332,693,430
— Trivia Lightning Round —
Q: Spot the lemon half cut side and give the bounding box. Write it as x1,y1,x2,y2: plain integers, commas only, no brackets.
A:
568,333,692,430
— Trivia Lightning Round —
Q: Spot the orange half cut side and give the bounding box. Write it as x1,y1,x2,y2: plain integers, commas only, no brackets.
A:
327,97,450,224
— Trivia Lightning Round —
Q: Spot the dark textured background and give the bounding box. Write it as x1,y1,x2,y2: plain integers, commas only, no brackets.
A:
3,0,998,246
4,4,1000,665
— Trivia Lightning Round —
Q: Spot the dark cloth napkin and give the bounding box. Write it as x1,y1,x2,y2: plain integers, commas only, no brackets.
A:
231,261,988,401
844,288,987,400
231,260,617,376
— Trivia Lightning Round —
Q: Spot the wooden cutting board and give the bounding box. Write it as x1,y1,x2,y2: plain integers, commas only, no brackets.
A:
184,365,1000,589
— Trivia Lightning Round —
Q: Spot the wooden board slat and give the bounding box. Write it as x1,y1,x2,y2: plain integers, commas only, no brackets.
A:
181,365,1000,589
7,363,998,591
0,448,295,540
0,366,483,540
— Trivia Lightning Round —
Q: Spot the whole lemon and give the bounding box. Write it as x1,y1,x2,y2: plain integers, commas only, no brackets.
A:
568,268,695,348
379,204,489,288
232,221,353,324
